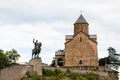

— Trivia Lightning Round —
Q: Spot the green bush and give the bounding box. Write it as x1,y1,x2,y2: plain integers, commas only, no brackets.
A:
42,69,55,76
21,71,41,80
80,76,88,80
65,68,72,77
42,68,64,79
68,72,81,80
86,72,96,80
66,68,71,73
21,69,99,80
54,69,62,76
89,72,95,75
31,73,41,80
87,75,96,80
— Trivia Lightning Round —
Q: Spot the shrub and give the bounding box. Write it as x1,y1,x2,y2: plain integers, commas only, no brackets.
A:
42,69,55,76
87,75,96,80
68,72,81,80
66,68,71,73
80,76,88,80
42,68,64,79
54,69,62,76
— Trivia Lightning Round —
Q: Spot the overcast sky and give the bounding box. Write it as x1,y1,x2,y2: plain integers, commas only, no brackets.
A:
0,0,120,66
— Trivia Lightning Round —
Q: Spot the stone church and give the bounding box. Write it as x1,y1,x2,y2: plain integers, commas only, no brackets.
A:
55,14,98,67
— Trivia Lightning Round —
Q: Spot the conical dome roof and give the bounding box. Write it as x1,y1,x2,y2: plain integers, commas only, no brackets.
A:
74,14,88,24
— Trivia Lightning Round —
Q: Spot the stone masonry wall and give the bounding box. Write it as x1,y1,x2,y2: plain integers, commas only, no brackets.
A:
65,32,98,67
0,65,33,80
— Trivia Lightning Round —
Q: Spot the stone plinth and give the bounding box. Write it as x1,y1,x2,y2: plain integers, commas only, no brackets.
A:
29,57,42,75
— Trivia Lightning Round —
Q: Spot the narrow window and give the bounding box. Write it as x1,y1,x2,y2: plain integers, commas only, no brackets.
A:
80,37,82,42
79,60,83,64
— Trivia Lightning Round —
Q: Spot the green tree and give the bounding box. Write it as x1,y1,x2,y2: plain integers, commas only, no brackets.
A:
99,47,120,70
0,49,9,69
99,57,108,66
6,49,20,63
107,47,120,70
51,59,55,67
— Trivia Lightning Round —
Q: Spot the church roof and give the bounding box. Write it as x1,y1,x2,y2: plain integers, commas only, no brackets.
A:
89,35,97,39
65,35,73,39
74,14,88,24
55,49,65,56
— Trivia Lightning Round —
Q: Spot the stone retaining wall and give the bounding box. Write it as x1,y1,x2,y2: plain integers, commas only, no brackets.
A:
0,65,33,80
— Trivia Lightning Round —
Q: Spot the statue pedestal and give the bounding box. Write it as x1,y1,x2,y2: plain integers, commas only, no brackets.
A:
29,57,42,75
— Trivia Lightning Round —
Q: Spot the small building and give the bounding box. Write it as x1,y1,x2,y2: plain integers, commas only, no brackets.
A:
55,14,98,68
55,49,65,66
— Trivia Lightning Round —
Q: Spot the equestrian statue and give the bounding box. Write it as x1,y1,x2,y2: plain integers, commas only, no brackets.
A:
32,38,42,58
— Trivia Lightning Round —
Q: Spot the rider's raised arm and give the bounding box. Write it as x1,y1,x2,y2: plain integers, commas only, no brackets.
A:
33,38,35,43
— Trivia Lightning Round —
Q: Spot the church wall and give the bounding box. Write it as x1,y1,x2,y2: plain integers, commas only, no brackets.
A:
89,39,98,66
65,32,98,67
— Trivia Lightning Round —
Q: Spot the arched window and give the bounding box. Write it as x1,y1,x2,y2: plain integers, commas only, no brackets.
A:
57,58,64,66
79,60,83,64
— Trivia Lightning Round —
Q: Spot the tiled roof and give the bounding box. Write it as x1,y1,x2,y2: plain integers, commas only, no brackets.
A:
65,35,73,39
74,14,88,24
89,35,97,39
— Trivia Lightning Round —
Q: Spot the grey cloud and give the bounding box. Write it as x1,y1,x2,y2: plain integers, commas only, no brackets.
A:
1,0,119,25
0,7,74,24
0,0,78,24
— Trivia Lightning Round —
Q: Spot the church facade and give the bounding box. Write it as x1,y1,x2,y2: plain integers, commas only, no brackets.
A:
55,14,98,67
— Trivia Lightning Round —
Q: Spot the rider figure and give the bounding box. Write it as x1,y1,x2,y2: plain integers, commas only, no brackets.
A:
33,39,38,51
32,38,42,58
